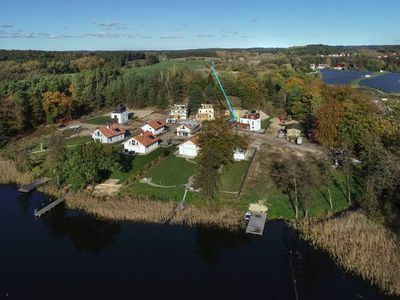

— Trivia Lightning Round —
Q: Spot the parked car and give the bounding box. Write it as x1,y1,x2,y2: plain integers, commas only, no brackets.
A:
296,137,303,145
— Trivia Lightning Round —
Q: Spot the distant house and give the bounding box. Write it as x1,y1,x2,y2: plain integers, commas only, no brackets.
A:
285,123,302,142
233,149,249,161
92,124,126,144
178,137,200,158
238,112,261,131
176,120,200,137
196,103,215,121
123,131,160,154
169,104,188,121
317,64,330,70
111,104,129,125
141,120,167,136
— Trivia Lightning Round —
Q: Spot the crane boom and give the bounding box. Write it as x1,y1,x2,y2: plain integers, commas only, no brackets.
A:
211,66,237,121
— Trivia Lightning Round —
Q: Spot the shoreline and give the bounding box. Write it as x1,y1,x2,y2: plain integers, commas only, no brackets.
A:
295,212,400,296
2,158,400,296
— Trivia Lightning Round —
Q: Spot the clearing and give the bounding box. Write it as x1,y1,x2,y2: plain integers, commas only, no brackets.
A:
123,60,206,76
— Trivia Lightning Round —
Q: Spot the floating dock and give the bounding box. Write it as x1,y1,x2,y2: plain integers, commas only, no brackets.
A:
18,177,50,193
246,212,267,235
34,197,65,217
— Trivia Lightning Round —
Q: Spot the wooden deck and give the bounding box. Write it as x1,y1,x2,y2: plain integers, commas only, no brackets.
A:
246,212,267,235
34,197,65,217
18,177,50,193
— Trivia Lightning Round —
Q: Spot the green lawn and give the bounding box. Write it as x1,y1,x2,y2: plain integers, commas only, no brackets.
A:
240,168,359,219
111,148,166,182
83,115,112,125
146,155,195,186
219,160,251,192
64,135,92,147
124,60,206,76
122,182,198,202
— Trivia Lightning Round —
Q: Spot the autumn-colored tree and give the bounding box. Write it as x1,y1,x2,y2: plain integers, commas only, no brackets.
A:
42,91,75,122
194,117,248,199
315,98,343,148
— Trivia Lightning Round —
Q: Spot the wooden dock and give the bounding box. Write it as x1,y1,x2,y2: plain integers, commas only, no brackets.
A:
34,197,65,217
246,212,267,236
18,177,50,193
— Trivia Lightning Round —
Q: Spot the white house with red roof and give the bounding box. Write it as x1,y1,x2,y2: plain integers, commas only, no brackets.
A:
141,120,167,136
123,131,161,154
92,124,126,144
178,137,200,158
238,112,261,132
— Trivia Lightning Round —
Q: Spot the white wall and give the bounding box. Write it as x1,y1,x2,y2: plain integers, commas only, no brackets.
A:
178,141,199,158
141,124,165,135
111,111,129,125
92,130,125,144
239,117,261,131
124,138,159,154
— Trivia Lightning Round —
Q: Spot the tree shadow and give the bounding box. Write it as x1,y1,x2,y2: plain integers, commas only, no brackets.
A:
195,226,250,265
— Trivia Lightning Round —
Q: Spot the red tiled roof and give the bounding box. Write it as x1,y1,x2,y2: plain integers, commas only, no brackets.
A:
146,120,166,130
98,124,126,138
133,131,160,147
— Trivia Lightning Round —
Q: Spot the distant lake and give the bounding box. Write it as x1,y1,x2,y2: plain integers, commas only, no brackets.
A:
360,72,400,93
321,69,373,85
0,185,396,300
321,69,400,93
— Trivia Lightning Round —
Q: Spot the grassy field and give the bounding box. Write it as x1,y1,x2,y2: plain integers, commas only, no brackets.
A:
63,135,92,147
122,182,198,202
111,148,166,182
240,164,360,219
124,60,206,76
219,160,250,192
146,155,195,186
83,115,112,125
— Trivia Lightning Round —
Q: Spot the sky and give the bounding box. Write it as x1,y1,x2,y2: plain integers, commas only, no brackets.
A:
1,0,399,50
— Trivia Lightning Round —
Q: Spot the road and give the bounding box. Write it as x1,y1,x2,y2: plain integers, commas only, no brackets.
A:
247,117,324,155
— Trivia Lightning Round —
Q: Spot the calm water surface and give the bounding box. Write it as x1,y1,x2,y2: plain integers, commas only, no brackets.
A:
0,185,396,300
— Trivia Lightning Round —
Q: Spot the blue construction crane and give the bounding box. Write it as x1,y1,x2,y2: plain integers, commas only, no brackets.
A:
210,65,237,122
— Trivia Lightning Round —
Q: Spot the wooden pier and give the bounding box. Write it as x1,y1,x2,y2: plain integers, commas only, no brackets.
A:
246,212,267,236
18,177,50,193
34,197,65,217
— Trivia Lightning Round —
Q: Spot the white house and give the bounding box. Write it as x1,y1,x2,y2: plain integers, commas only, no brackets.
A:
92,125,126,144
123,131,160,154
178,137,200,158
141,120,167,136
239,112,261,132
233,149,249,161
176,120,200,137
111,105,129,125
196,103,215,121
169,104,188,120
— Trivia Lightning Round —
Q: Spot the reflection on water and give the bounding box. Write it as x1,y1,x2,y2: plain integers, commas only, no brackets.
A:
0,185,396,300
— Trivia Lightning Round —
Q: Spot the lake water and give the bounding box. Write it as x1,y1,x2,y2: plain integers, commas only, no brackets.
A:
0,185,396,300
360,72,400,93
321,69,373,85
321,69,400,93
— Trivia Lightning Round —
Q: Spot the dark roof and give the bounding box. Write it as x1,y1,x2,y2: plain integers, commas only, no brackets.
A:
285,123,302,131
113,104,127,114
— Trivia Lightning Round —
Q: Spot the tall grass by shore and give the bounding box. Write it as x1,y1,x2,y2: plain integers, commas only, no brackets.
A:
65,192,243,230
0,159,33,185
297,211,400,296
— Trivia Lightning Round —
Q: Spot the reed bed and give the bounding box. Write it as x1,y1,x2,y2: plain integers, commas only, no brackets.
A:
297,211,400,295
65,192,243,230
0,159,34,185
